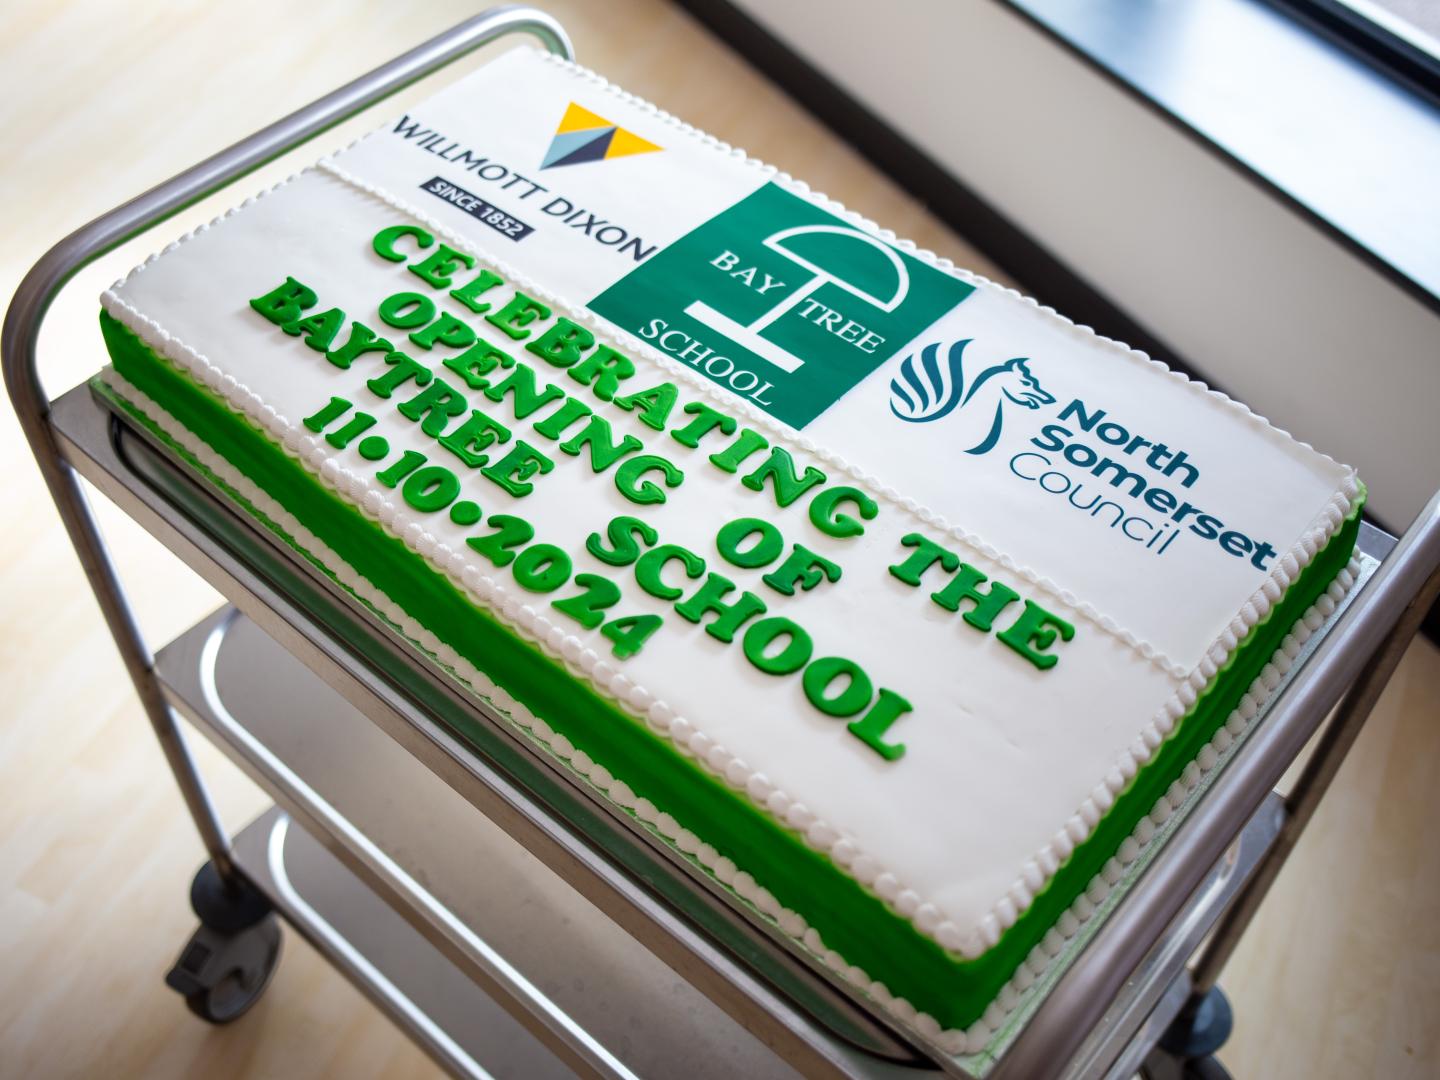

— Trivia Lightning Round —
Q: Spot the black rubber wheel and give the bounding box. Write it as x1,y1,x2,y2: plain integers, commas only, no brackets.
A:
1183,1055,1233,1080
190,860,272,933
169,914,282,1024
1160,987,1234,1059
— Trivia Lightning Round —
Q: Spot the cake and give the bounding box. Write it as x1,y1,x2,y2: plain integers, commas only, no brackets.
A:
95,48,1363,1052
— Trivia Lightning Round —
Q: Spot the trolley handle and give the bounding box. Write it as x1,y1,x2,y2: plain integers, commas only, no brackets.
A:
2,4,570,429
9,9,1440,1077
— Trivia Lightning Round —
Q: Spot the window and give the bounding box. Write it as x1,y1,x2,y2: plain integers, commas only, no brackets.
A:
1268,0,1440,103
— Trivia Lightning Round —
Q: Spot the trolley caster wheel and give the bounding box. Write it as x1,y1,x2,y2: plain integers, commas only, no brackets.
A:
165,861,281,1024
168,915,282,1023
188,860,272,933
1141,1048,1233,1080
1182,1056,1232,1080
1141,987,1235,1080
1160,986,1233,1060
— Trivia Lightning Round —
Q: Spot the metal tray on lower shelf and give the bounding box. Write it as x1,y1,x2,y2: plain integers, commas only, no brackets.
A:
47,368,1388,1079
57,378,933,1077
11,9,1439,1078
168,609,797,1079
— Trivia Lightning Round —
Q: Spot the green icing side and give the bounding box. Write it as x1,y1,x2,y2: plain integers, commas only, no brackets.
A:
97,309,1362,1034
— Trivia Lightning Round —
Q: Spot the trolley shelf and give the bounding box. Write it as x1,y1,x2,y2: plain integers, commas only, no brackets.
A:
52,382,925,1078
10,8,1440,1078
161,610,798,1080
48,370,1389,1079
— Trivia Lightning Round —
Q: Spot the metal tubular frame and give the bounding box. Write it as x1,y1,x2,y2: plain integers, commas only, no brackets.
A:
6,6,1440,1077
990,506,1440,1080
1,3,572,889
1185,537,1440,999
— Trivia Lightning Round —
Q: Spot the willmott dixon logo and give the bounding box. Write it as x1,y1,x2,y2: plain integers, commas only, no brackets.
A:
540,102,662,170
889,339,1054,454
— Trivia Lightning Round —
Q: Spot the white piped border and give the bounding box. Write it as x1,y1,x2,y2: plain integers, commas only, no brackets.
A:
307,159,1361,955
102,155,1360,985
97,46,1363,1040
103,365,1363,1054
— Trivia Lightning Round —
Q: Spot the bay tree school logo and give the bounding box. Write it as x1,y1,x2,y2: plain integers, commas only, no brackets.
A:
588,183,974,429
889,340,1054,455
685,225,910,374
540,102,662,170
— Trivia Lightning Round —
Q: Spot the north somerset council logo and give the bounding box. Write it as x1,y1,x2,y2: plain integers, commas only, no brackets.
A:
889,339,1054,455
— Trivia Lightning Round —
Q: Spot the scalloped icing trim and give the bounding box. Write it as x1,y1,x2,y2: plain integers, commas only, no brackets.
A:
99,364,1363,1055
106,67,1353,973
104,154,1359,973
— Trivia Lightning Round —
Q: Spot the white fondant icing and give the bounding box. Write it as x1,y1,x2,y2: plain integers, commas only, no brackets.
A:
97,44,1365,1053
104,171,1207,952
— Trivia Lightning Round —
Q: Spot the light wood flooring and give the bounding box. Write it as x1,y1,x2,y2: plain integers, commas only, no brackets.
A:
1,1,1435,1076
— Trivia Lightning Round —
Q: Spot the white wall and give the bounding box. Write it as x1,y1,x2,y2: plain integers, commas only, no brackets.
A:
730,0,1440,528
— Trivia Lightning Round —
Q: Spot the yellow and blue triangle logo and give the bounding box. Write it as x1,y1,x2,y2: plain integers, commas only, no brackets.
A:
540,102,662,170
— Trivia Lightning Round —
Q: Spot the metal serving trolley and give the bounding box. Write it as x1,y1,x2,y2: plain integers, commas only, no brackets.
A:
6,7,1440,1077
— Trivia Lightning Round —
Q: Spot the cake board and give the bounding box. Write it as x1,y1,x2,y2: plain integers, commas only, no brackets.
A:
8,8,1440,1078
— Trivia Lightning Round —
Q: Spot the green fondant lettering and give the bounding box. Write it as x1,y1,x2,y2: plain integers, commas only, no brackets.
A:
635,544,706,601
466,514,534,567
480,441,554,497
367,351,433,399
375,449,426,489
762,545,841,597
741,447,826,507
443,341,515,390
708,429,770,474
612,382,678,430
482,363,565,420
809,485,879,539
567,345,634,400
997,600,1075,670
669,401,736,449
512,543,572,593
614,455,683,505
485,292,551,340
586,516,658,567
326,321,394,370
551,573,622,629
401,464,461,512
802,657,873,718
397,378,468,437
931,563,1020,632
357,436,390,461
377,291,436,329
715,517,783,569
302,396,350,433
250,276,317,325
847,689,910,761
449,500,482,526
531,397,593,441
525,317,593,369
281,306,345,352
372,224,433,262
409,244,476,289
601,612,663,660
673,573,766,643
889,532,960,587
409,312,477,352
558,415,643,473
449,269,505,315
437,410,511,468
742,617,814,676
326,411,377,450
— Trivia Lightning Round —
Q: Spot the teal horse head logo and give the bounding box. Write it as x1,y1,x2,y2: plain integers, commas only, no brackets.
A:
889,340,1054,454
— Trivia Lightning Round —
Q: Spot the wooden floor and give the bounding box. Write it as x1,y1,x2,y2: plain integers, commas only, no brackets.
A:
0,1,1435,1076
